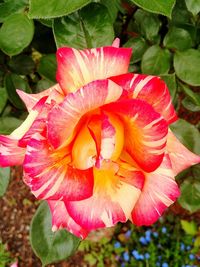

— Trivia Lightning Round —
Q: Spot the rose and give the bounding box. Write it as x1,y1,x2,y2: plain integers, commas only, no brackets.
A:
0,39,200,239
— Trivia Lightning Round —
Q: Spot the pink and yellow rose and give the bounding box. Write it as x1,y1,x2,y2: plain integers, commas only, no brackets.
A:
0,39,200,239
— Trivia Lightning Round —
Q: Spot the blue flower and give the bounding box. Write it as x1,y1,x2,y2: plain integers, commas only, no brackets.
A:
153,232,159,238
123,251,130,262
114,241,121,248
162,263,169,267
125,230,131,238
139,236,148,245
189,254,195,260
161,227,167,234
186,245,191,251
156,262,161,267
139,254,144,260
145,253,150,259
132,250,140,260
145,229,152,238
180,242,185,251
121,263,125,267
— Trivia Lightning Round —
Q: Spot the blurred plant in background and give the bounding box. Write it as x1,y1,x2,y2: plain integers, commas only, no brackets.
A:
0,0,200,265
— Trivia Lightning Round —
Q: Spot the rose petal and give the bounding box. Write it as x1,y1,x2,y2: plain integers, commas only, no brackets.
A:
110,73,178,124
16,83,64,112
56,46,131,93
48,79,123,149
0,135,25,167
167,130,200,175
103,99,168,172
66,162,143,231
131,154,180,226
48,200,88,239
24,133,93,201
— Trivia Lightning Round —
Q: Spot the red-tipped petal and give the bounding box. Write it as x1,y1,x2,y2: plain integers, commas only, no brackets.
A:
103,99,168,172
24,133,93,201
66,163,143,231
110,73,178,124
48,200,88,239
56,46,131,93
131,154,180,225
48,79,123,149
167,130,200,175
0,135,25,167
17,84,64,112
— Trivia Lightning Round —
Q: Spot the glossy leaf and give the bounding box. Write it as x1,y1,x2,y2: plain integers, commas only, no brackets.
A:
174,49,200,86
29,0,91,19
0,0,28,23
160,73,177,102
130,0,176,17
164,27,193,51
185,0,200,16
0,87,7,114
36,79,55,93
4,73,31,109
100,0,121,23
0,14,34,56
170,119,200,154
124,37,148,63
181,220,198,235
0,167,10,197
182,97,200,112
53,3,114,49
30,201,80,266
38,54,57,82
8,55,35,75
0,117,23,135
179,178,200,212
141,45,171,75
180,83,200,107
134,10,161,42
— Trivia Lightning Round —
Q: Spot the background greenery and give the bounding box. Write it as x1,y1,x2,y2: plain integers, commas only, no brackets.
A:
0,0,200,265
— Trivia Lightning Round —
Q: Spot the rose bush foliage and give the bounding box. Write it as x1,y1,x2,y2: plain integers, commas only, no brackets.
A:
0,39,200,239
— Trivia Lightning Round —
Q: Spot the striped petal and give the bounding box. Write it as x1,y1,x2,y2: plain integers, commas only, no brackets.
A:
103,99,168,172
66,162,143,231
131,154,180,226
10,96,48,140
56,46,131,93
0,135,25,167
167,130,200,175
110,73,177,124
23,133,93,201
48,79,123,149
48,200,88,239
17,83,64,112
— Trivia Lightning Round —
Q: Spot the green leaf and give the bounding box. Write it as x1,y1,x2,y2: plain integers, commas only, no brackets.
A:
185,0,200,16
0,0,28,23
29,0,92,19
0,14,34,56
8,55,35,75
170,119,200,154
4,73,31,109
141,45,171,75
164,27,193,51
100,0,121,23
130,0,176,17
0,117,23,134
134,10,161,42
179,179,200,212
182,97,200,112
38,54,57,82
53,3,114,49
0,167,10,197
174,49,200,86
124,37,148,63
36,79,55,93
160,73,177,102
181,220,198,235
180,83,200,107
171,0,191,24
0,87,7,114
30,202,80,266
